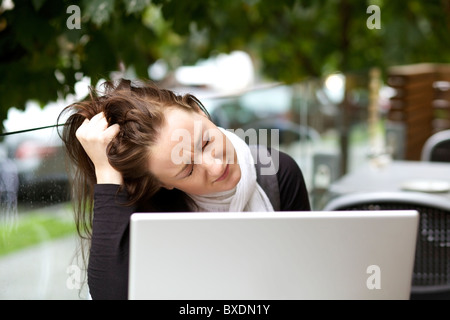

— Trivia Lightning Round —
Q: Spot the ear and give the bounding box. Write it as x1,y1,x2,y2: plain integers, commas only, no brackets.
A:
162,184,174,190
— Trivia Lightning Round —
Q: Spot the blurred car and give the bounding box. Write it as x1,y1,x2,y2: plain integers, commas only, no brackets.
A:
0,141,19,212
4,128,70,204
207,84,321,149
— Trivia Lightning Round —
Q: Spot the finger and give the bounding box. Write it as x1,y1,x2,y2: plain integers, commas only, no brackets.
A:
90,112,105,121
89,112,109,130
103,123,120,140
75,118,90,138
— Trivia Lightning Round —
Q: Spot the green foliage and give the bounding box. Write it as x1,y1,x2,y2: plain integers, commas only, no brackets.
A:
0,213,76,256
0,0,449,130
0,0,174,130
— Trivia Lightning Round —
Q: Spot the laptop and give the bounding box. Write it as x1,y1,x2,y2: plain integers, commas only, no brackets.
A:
128,210,419,300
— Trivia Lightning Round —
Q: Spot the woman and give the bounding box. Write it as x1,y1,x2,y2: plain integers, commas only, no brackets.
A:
58,78,311,299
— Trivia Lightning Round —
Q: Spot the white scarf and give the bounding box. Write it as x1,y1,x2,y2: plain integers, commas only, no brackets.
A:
188,128,274,212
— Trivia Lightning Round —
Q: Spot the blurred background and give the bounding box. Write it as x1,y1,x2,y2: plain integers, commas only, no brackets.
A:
0,0,449,299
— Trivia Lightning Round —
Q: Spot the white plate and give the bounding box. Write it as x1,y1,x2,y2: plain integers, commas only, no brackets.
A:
401,179,450,193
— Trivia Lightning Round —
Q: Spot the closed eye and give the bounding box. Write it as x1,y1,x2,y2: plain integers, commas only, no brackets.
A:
186,165,193,177
186,140,209,178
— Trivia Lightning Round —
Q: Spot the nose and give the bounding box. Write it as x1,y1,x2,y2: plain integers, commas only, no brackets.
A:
201,151,224,178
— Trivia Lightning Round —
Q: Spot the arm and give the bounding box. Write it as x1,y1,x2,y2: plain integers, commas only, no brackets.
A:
277,151,311,211
88,184,134,300
75,112,131,299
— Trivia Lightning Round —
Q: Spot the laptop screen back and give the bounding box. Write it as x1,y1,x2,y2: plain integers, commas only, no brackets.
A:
128,210,418,300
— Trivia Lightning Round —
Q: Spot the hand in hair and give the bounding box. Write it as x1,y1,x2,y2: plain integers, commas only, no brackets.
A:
75,112,123,185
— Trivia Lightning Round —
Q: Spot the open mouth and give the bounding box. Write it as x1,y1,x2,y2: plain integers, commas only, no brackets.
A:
215,164,230,182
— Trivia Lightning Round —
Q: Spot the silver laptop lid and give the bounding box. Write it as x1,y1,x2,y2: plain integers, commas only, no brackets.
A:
128,210,418,300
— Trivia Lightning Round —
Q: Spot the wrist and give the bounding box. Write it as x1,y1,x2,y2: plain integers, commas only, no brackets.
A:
95,167,123,185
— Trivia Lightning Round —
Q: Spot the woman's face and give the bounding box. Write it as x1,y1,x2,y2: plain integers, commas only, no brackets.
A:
148,107,241,195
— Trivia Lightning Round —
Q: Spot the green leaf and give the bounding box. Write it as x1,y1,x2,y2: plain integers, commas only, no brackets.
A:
82,0,115,26
122,0,151,14
31,0,47,11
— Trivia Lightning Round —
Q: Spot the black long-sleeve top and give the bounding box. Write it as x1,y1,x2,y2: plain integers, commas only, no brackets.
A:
88,150,311,300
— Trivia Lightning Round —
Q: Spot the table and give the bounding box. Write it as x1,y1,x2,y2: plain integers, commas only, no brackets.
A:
321,160,450,208
319,159,450,299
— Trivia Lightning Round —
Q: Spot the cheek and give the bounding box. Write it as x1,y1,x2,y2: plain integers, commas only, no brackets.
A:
230,163,241,184
225,140,236,163
210,133,232,160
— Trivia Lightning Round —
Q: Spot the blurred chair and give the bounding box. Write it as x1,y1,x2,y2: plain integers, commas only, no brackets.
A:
323,191,450,300
421,129,450,162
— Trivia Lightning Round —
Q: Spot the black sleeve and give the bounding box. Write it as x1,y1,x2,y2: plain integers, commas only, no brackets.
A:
277,151,311,211
88,184,134,300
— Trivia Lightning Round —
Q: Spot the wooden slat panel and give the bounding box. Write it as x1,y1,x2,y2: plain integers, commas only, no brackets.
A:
386,64,450,160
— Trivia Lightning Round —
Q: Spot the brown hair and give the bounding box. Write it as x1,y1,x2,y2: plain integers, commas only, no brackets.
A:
58,78,209,241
